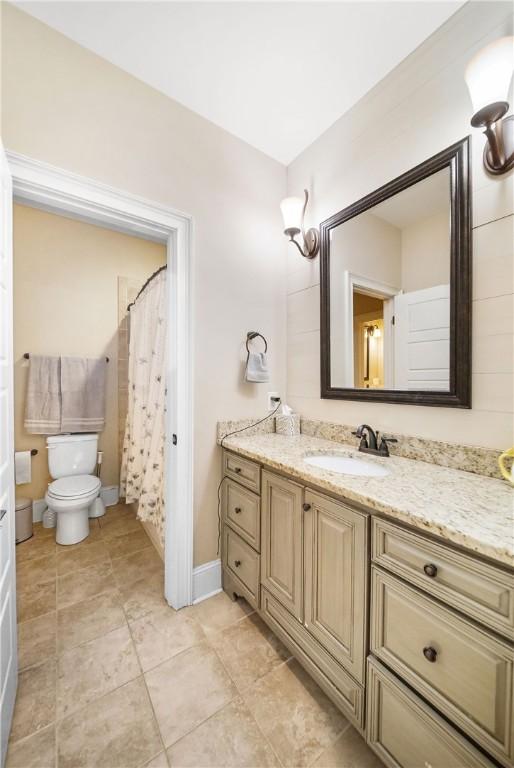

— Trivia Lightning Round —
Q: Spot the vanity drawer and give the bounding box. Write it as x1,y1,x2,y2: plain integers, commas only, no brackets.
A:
367,658,495,768
223,450,261,494
223,479,260,551
371,567,514,766
372,517,514,639
223,527,259,608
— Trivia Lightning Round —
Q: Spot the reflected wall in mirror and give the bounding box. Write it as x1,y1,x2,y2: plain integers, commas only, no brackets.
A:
320,139,471,407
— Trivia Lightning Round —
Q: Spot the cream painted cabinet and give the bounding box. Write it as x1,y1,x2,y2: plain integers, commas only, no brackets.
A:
304,490,368,683
261,470,304,622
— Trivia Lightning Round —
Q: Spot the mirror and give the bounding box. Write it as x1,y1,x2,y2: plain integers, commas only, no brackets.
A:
320,139,471,407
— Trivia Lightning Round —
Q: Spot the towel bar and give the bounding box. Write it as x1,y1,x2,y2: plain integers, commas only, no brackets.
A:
23,353,109,363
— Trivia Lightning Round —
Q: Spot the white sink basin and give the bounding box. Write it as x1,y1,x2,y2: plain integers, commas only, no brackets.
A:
303,454,390,477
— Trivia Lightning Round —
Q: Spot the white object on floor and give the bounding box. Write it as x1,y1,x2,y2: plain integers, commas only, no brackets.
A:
32,498,47,523
89,496,106,518
303,454,390,477
45,433,101,545
42,506,56,528
14,450,31,484
46,475,101,544
100,484,119,507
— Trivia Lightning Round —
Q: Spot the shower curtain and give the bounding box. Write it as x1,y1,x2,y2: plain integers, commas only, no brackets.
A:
120,268,167,543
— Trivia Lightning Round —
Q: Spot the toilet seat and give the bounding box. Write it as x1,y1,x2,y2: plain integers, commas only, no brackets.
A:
48,474,101,500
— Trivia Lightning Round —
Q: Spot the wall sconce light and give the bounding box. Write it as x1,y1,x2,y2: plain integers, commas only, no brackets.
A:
280,189,320,259
465,36,514,175
365,324,381,338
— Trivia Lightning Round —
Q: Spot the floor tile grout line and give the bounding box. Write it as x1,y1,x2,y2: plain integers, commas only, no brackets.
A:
122,569,171,766
201,617,289,767
305,720,353,768
12,506,152,762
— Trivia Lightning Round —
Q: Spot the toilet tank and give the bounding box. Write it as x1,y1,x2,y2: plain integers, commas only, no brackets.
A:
46,434,99,479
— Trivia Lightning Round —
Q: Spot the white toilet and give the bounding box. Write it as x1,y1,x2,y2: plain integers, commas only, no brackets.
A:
45,434,104,545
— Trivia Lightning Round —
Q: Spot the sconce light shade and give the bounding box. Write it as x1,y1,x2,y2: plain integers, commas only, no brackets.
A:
465,36,514,176
465,36,514,123
280,189,320,260
280,196,304,236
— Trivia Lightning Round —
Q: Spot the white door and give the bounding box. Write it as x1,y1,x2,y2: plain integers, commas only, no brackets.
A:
0,141,17,767
394,284,450,390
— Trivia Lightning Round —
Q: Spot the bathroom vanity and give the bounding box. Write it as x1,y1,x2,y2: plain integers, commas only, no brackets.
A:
219,432,514,768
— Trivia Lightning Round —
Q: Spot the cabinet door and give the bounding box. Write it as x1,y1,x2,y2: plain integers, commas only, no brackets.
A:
261,470,303,621
304,490,368,683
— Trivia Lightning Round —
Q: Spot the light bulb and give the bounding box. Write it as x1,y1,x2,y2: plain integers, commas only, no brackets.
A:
465,36,514,118
280,196,304,235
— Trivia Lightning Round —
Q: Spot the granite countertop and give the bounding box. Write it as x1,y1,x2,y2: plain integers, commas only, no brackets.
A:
220,433,514,567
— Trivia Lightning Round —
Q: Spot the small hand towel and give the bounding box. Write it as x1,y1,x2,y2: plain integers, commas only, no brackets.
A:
60,356,107,433
24,355,61,434
15,451,31,484
245,352,269,383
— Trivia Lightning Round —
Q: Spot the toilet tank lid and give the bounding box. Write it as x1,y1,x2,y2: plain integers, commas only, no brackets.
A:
47,434,98,445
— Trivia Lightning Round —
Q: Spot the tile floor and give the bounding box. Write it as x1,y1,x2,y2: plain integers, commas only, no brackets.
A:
8,503,383,768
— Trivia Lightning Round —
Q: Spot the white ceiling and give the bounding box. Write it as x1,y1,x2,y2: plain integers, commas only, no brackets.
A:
16,1,465,164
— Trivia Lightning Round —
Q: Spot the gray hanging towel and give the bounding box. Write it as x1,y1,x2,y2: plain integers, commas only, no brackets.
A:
245,352,269,383
60,356,107,432
24,355,61,434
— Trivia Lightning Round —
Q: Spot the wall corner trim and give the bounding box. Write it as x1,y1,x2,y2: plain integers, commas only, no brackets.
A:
192,559,222,604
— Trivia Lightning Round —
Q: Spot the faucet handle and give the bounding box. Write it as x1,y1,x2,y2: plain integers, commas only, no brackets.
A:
378,435,398,457
352,429,368,450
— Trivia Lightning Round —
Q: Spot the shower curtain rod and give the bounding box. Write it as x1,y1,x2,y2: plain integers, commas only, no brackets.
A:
127,264,167,312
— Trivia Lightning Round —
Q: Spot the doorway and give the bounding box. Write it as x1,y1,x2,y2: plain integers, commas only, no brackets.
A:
8,151,194,609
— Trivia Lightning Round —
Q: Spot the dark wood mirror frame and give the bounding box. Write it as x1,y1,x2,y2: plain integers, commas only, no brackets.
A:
320,137,472,408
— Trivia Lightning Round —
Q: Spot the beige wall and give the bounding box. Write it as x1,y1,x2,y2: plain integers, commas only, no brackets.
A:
2,4,287,566
13,203,166,501
287,1,514,450
401,211,450,293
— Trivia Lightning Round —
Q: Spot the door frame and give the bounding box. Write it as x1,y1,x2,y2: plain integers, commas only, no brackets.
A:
7,150,194,609
340,271,398,389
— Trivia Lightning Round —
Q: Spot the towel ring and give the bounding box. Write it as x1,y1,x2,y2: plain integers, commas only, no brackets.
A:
246,331,268,354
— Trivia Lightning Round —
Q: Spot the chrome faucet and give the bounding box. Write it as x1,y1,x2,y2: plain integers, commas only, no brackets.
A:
352,424,398,457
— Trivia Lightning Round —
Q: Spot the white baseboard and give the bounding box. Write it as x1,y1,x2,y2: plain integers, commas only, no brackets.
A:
192,559,222,604
31,484,119,523
32,498,47,523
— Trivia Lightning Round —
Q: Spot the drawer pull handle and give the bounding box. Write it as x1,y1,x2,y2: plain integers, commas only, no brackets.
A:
423,646,438,663
423,563,438,578
234,507,242,514
233,467,242,474
234,559,242,568
302,503,311,512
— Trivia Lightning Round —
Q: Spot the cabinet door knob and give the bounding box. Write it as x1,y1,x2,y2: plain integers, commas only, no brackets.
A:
234,507,242,514
234,559,241,568
234,467,242,474
423,646,438,663
423,563,438,578
302,503,311,512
